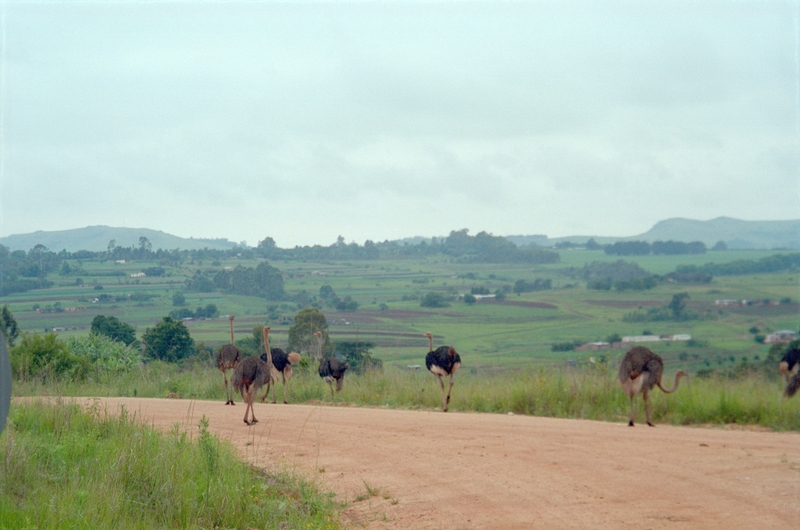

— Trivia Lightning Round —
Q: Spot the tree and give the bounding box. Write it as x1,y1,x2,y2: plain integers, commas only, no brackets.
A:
334,296,358,312
138,236,152,253
464,294,477,305
287,308,329,358
1,305,19,347
334,341,382,374
91,315,137,346
668,292,690,319
141,317,195,362
258,237,276,249
421,292,450,308
172,292,186,306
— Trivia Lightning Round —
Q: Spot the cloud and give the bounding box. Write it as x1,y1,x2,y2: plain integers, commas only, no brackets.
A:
1,1,797,246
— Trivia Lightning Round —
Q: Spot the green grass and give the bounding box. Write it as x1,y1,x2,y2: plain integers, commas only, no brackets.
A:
12,359,800,431
0,399,341,529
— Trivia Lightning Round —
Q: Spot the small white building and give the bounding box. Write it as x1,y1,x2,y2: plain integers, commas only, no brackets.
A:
130,272,146,278
715,299,739,306
765,330,797,344
622,335,661,343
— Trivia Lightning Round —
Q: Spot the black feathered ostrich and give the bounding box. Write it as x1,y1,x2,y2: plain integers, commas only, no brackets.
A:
215,315,242,405
424,332,461,412
315,331,348,398
231,326,273,425
779,343,800,397
259,345,302,404
618,346,688,426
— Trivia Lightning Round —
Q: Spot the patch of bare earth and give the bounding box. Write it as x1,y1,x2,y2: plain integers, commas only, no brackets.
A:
54,398,800,529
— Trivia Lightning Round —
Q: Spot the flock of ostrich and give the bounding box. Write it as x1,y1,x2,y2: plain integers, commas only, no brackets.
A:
215,315,800,427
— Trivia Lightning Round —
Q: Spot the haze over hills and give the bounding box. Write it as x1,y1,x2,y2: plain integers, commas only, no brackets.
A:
507,217,800,250
0,217,797,252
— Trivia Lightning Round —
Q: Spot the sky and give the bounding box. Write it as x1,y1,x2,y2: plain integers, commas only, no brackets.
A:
0,1,798,248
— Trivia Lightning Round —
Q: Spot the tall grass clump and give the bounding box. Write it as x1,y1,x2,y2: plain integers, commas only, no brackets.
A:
0,400,341,529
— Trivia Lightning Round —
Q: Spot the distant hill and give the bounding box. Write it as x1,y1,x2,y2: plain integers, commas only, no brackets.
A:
0,226,238,252
507,217,800,250
3,217,797,253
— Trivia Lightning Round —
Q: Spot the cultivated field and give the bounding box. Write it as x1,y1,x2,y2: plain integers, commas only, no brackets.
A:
4,249,798,373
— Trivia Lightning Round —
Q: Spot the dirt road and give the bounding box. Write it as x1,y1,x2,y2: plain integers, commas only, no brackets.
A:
66,397,799,529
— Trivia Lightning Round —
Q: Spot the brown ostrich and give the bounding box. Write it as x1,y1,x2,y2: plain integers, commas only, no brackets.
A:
259,346,302,404
618,346,688,426
315,331,348,398
424,332,461,412
231,326,273,425
215,315,242,405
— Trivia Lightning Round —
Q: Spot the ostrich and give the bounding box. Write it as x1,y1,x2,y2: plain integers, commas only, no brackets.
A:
423,332,461,412
315,331,348,398
215,315,242,405
259,346,302,404
779,343,800,397
618,346,688,426
231,326,273,425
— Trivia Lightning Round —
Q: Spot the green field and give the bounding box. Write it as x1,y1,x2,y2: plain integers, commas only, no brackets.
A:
4,249,798,374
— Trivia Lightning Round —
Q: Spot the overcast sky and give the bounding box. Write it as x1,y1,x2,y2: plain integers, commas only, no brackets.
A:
0,1,797,247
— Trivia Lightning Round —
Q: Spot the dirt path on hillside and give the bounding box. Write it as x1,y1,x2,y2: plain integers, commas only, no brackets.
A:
53,397,800,529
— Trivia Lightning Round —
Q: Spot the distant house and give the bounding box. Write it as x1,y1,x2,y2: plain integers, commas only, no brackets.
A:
715,299,740,306
130,272,146,278
576,342,611,351
765,330,797,344
622,335,661,343
473,294,496,301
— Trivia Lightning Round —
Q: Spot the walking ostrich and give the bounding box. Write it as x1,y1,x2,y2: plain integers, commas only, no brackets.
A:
215,315,242,405
231,326,273,425
315,331,348,398
618,346,688,426
259,346,302,404
779,343,800,397
424,332,461,412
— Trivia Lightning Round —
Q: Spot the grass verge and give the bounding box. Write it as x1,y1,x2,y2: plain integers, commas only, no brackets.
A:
0,399,341,529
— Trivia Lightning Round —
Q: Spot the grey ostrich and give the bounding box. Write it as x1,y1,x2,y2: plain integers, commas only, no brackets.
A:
259,345,302,404
215,315,242,405
316,331,348,398
424,332,462,412
618,346,688,426
231,326,273,425
779,343,800,397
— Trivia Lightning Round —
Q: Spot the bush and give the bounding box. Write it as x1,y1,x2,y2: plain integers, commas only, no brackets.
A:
11,332,89,381
67,334,142,376
421,292,451,308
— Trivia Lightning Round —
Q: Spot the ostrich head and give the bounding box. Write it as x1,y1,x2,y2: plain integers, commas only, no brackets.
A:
314,331,323,361
423,332,433,351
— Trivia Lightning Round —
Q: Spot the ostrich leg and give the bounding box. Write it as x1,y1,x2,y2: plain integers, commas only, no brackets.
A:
643,390,654,427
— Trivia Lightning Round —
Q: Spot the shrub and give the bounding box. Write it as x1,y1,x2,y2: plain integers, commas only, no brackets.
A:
421,292,450,308
11,332,89,381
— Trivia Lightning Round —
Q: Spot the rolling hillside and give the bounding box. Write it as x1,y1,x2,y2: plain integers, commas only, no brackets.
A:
508,217,800,250
0,226,238,252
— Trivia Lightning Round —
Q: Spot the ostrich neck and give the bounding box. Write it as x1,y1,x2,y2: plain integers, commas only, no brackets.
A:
660,372,684,394
428,335,433,351
229,318,235,345
262,329,272,367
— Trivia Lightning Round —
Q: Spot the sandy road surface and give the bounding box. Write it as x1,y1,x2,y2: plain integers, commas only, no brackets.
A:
59,397,799,529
